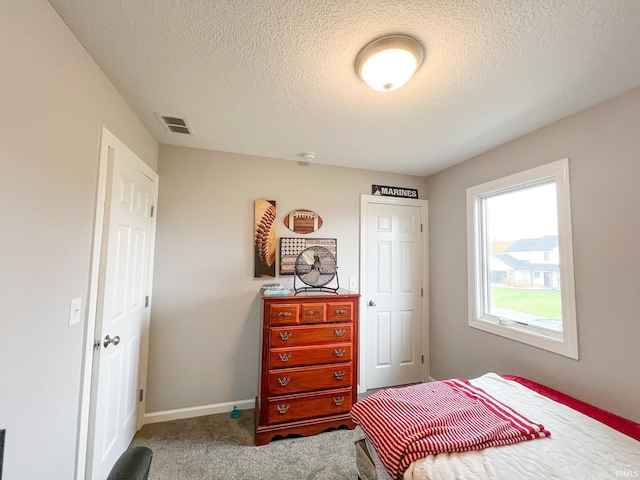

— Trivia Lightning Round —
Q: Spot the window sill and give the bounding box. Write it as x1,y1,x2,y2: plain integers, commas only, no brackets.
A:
469,316,578,360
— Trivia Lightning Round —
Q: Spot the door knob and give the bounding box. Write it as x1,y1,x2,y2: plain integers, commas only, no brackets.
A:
103,335,121,348
368,300,377,307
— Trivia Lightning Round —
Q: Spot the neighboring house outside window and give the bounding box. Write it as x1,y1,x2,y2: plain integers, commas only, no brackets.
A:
489,235,560,289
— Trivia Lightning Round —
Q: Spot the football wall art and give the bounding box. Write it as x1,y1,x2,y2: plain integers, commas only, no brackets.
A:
254,199,277,278
283,209,323,234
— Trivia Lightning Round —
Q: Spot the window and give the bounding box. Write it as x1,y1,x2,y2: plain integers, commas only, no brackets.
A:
467,159,578,359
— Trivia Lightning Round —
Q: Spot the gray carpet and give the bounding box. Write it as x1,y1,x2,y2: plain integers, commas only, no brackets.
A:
131,409,359,480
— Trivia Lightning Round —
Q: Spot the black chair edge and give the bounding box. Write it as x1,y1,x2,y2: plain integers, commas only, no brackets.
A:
106,446,153,480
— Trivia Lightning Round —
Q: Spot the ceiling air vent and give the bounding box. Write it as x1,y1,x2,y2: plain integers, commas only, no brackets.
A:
155,113,193,135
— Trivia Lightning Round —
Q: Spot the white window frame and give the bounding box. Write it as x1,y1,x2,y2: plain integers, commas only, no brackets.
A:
466,159,578,359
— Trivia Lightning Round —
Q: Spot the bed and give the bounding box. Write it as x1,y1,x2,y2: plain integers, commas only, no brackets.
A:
351,373,640,480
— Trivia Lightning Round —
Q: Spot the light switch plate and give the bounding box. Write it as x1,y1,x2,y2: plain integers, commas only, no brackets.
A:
69,297,82,326
349,277,358,292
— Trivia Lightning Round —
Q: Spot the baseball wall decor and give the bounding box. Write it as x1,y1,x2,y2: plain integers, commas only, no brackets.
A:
254,199,277,278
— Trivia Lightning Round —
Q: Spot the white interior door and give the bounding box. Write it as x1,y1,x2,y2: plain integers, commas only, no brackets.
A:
87,134,157,480
361,196,428,390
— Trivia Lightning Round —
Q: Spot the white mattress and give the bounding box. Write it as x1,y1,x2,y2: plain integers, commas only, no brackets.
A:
357,373,640,480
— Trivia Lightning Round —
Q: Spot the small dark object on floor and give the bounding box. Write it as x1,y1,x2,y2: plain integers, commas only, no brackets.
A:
107,446,153,480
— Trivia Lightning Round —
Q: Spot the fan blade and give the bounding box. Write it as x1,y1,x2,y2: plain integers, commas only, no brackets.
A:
301,251,315,265
304,269,320,285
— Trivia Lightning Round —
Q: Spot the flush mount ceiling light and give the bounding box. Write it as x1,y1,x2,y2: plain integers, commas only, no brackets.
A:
355,35,424,92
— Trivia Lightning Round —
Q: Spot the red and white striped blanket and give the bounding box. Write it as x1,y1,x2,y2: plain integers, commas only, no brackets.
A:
350,378,550,480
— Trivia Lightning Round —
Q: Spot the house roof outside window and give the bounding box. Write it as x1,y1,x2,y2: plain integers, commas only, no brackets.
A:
506,235,558,252
492,254,560,272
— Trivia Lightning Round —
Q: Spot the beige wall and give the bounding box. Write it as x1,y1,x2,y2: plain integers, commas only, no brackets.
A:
0,1,157,479
147,145,428,412
425,88,640,422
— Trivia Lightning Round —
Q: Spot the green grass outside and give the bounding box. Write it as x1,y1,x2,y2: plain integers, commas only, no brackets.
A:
490,287,562,319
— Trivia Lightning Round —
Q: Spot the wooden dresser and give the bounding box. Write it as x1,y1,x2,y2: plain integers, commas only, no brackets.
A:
255,290,359,445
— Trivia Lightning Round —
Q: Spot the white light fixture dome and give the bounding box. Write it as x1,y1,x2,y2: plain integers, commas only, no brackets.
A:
355,35,424,92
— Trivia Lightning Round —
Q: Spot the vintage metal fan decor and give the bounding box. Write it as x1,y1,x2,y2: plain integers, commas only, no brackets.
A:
293,246,339,293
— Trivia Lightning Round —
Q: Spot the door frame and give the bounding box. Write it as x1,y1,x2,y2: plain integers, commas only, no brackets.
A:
358,194,429,392
75,127,158,479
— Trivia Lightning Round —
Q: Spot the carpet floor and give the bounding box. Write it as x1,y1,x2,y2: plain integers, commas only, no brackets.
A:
131,409,359,480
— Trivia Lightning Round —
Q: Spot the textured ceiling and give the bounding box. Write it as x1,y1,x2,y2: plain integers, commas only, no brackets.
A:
48,0,640,176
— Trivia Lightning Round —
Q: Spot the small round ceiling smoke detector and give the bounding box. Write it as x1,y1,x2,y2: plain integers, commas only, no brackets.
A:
303,152,316,162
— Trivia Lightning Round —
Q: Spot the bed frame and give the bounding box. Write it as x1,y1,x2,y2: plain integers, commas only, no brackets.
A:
355,437,377,480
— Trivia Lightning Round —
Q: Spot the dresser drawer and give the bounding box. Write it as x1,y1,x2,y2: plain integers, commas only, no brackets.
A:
327,302,354,322
299,303,327,323
268,363,352,395
269,304,300,325
266,388,352,424
270,344,352,369
270,323,352,347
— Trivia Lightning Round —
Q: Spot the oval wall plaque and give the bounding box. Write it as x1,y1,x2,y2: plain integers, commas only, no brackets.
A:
284,209,323,234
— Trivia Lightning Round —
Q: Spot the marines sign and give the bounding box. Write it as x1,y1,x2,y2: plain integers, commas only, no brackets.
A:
371,184,418,199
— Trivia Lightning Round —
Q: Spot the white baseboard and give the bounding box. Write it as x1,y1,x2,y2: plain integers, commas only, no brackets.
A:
143,398,255,425
428,376,437,382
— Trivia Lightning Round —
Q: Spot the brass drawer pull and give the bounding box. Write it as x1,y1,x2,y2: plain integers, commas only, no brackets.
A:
277,376,291,386
334,328,346,337
276,404,289,414
333,396,345,406
278,311,292,317
333,371,346,380
335,309,348,315
278,353,292,362
306,309,321,316
333,348,346,357
279,332,292,340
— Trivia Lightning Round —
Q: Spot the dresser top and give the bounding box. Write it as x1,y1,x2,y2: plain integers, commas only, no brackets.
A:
262,289,359,300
